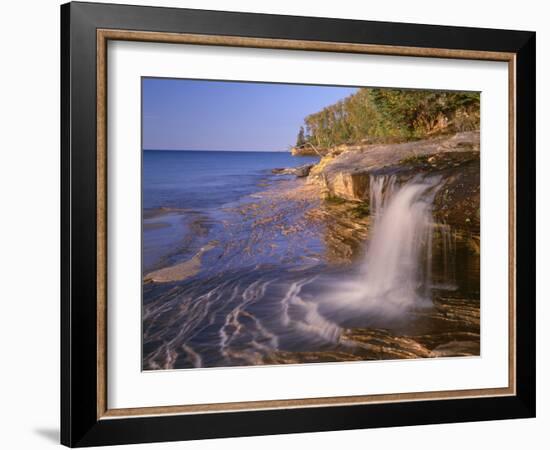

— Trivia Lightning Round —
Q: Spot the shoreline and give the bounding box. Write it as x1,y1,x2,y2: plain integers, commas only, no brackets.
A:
142,143,481,369
143,131,481,283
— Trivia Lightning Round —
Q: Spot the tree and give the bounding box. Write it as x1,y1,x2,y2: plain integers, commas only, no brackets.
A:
296,126,306,147
297,87,480,148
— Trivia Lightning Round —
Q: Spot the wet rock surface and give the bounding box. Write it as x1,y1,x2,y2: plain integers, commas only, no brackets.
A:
263,296,480,364
143,135,480,369
307,132,480,231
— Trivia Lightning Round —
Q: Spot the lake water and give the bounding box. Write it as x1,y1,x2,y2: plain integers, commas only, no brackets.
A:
142,150,480,370
143,150,319,274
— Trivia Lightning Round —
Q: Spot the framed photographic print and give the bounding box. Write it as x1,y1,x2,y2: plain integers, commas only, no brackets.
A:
61,1,536,447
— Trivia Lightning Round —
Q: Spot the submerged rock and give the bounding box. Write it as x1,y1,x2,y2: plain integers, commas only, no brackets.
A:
262,295,480,365
144,243,216,283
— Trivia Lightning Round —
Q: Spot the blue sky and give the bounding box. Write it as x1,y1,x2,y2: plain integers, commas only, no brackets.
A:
142,78,357,151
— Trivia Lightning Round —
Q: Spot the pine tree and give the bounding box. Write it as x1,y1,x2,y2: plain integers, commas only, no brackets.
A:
296,126,306,147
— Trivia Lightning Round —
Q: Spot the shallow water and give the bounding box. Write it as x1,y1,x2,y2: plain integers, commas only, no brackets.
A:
143,150,319,274
142,151,479,370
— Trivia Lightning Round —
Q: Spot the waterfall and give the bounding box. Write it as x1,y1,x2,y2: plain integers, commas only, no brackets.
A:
315,172,460,323
369,174,397,217
358,174,442,311
436,223,457,289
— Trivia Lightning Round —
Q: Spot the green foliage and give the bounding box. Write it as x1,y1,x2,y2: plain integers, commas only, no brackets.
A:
296,126,306,147
350,202,370,218
300,88,480,149
324,196,370,217
324,195,348,205
399,154,432,165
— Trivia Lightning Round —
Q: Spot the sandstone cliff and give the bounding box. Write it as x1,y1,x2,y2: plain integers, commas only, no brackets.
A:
307,131,480,232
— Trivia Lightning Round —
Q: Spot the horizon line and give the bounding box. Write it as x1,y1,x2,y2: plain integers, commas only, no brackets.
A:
143,148,292,153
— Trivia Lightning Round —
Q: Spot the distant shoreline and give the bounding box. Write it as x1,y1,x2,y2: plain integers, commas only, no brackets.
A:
143,148,293,153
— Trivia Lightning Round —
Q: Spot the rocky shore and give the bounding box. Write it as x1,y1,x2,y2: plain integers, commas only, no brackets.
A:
144,134,482,369
270,132,482,265
305,132,479,228
262,131,482,363
263,296,480,364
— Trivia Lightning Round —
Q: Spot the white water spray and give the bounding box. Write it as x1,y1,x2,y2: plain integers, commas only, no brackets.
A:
435,223,457,289
318,174,444,317
361,175,441,310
